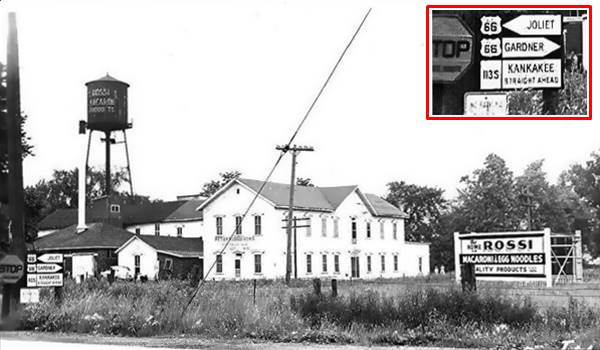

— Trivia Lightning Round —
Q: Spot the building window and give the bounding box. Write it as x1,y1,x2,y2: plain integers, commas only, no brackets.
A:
235,216,243,235
154,223,160,236
366,222,371,239
322,254,327,273
306,254,312,274
135,227,140,235
134,255,140,276
394,255,398,272
380,221,384,238
367,256,372,273
236,188,240,194
165,258,173,271
333,218,339,238
216,217,223,236
381,255,386,272
351,218,357,243
321,217,327,237
418,257,423,273
306,217,312,237
216,255,223,274
110,204,120,213
334,255,340,273
254,254,262,274
254,215,262,236
393,222,397,240
177,226,183,238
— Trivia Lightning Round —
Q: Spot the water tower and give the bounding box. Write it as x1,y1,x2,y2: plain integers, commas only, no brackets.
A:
79,74,133,196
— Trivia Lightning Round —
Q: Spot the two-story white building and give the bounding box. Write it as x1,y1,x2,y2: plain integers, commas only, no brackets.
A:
197,178,429,280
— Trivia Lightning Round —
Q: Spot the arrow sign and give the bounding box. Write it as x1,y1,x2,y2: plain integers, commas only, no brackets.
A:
502,37,561,58
37,253,63,263
503,14,562,36
36,263,63,273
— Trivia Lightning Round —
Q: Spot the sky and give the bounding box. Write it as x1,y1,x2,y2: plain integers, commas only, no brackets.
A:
0,0,597,201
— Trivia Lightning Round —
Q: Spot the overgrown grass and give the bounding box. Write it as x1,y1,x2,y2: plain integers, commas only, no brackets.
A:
20,278,600,349
509,70,588,115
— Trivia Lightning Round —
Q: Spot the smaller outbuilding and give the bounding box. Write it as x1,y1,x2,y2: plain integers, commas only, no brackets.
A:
116,235,203,280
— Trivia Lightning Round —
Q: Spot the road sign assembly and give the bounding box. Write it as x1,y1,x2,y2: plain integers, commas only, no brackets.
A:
26,253,64,287
432,16,474,82
479,13,563,91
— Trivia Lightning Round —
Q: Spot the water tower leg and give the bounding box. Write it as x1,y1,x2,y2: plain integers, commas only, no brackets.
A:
123,130,134,196
104,130,111,196
85,131,92,173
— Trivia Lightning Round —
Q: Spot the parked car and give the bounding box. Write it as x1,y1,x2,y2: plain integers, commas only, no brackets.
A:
100,265,134,281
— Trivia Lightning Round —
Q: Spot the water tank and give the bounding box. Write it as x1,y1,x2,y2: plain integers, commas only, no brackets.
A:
85,74,130,132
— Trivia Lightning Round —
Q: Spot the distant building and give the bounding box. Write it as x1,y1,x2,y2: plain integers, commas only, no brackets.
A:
37,197,205,238
198,178,429,280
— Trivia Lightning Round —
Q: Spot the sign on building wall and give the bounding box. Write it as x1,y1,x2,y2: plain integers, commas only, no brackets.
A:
454,229,552,287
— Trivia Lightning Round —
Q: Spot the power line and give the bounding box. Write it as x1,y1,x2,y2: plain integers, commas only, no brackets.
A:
181,8,371,316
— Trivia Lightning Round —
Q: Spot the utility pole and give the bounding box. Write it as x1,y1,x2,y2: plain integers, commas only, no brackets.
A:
2,12,25,320
276,144,313,285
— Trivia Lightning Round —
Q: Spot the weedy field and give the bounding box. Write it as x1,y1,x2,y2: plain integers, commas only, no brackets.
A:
508,70,588,115
17,269,600,349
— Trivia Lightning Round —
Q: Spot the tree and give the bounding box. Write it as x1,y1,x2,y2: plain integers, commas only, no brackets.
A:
454,153,520,232
385,181,446,243
296,177,315,187
561,151,600,255
199,170,241,197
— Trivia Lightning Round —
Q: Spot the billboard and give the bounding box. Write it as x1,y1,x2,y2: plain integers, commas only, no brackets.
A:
454,229,552,287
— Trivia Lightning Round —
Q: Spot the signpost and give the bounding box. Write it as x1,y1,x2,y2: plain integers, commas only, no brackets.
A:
454,229,552,287
26,253,64,288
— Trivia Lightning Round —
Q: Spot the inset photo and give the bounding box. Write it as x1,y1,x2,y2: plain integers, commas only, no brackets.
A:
426,5,590,119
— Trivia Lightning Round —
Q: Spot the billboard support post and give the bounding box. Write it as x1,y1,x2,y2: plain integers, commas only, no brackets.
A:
544,228,552,288
453,232,461,283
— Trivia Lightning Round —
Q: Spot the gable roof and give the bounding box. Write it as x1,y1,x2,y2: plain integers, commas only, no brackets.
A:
37,199,206,231
197,178,408,218
34,222,134,251
117,235,203,258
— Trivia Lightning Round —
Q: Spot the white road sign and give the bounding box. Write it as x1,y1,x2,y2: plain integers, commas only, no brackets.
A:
502,37,560,58
480,16,502,35
34,273,63,287
20,288,40,304
35,263,63,273
37,253,63,264
481,59,561,90
26,274,37,287
464,92,508,116
503,14,562,36
502,59,561,89
480,38,501,57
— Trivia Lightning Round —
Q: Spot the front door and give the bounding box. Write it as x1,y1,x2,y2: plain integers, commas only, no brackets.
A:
351,256,360,278
134,255,141,277
235,254,242,278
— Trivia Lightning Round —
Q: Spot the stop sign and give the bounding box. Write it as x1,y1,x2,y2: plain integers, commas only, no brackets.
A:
432,16,474,82
0,254,24,284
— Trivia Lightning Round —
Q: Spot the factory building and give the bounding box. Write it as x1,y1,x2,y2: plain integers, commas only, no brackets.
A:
198,178,429,280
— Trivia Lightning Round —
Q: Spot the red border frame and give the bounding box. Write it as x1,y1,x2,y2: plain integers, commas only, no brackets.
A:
426,4,592,120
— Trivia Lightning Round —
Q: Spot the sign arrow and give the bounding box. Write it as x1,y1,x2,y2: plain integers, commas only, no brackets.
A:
503,14,562,36
37,253,63,263
36,263,63,273
502,37,561,58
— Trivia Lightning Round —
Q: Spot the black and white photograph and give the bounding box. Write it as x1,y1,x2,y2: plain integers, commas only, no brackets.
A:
0,1,599,349
428,6,589,118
